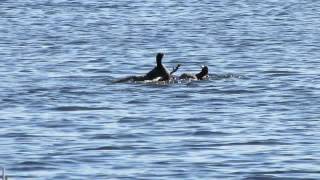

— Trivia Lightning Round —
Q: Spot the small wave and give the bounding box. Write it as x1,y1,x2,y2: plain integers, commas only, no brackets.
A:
237,140,288,146
184,117,209,122
11,166,57,171
193,130,229,136
197,88,256,95
83,145,139,151
11,161,57,171
27,87,49,94
242,174,281,180
210,73,246,80
220,89,257,94
127,99,147,104
185,139,288,149
82,68,111,73
4,132,39,138
51,106,112,111
171,94,192,98
18,161,50,166
243,171,320,180
117,116,154,124
65,39,89,45
90,134,116,139
263,70,300,77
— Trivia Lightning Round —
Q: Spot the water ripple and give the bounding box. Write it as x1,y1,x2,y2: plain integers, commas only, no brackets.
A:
51,106,112,111
1,0,320,179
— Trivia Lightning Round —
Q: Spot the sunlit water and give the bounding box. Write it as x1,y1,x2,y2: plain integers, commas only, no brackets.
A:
1,0,320,179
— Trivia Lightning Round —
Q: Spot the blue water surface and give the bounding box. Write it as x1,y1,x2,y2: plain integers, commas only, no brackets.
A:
1,0,320,179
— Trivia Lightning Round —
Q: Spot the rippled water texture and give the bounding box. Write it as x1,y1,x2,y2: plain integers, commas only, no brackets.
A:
1,0,320,179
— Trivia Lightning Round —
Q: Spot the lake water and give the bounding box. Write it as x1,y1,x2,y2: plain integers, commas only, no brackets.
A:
1,0,320,179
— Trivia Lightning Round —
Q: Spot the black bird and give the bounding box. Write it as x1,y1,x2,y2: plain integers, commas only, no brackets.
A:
114,53,173,83
179,66,209,80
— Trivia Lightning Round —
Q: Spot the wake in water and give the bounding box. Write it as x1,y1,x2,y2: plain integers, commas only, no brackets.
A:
112,73,243,86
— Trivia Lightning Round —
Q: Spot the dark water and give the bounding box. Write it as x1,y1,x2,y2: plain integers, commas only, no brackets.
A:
1,0,320,179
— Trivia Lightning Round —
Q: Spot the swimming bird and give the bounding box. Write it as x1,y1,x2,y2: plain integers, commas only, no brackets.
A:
179,66,209,80
114,53,173,83
144,52,171,81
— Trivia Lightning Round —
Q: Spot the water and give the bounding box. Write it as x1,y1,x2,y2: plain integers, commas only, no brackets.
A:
1,0,320,179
